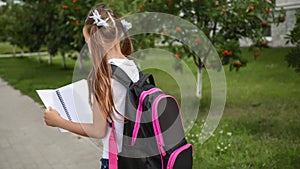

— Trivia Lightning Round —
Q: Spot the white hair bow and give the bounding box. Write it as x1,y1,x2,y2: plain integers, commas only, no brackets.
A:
89,9,132,32
121,19,132,32
89,9,109,27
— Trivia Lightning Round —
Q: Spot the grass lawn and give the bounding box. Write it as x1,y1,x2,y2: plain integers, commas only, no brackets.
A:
191,48,300,169
0,42,47,54
0,48,299,168
0,55,76,101
0,42,24,54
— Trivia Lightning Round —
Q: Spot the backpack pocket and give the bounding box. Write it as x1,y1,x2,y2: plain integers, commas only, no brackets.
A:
166,144,193,169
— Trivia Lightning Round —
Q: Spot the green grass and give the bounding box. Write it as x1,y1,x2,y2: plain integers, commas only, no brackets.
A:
0,48,299,168
189,48,300,169
0,42,47,54
0,56,76,102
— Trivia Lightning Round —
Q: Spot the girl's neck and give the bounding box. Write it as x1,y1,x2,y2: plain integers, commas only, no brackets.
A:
107,45,126,60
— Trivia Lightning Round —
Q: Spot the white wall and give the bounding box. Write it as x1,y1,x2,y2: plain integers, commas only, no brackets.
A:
270,9,297,47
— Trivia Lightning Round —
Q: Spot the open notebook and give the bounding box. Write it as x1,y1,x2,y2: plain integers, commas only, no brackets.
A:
36,79,93,132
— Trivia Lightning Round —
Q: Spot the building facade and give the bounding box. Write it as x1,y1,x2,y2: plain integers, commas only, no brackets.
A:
240,0,299,47
270,0,300,47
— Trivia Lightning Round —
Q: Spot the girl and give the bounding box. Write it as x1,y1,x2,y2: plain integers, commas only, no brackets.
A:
44,4,139,169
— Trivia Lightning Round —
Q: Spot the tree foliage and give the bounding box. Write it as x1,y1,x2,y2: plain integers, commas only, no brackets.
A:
1,0,285,71
286,9,300,73
0,3,26,49
46,0,94,55
120,0,286,71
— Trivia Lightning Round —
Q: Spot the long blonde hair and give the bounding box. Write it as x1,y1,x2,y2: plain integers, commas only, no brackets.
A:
84,4,133,121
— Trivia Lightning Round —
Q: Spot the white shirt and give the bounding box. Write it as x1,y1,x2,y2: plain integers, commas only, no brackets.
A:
102,58,139,159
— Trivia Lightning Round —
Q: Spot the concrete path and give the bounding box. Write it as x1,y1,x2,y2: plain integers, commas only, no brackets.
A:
0,52,48,58
0,78,102,169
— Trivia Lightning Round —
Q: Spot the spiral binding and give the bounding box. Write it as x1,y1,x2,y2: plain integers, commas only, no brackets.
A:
56,90,72,121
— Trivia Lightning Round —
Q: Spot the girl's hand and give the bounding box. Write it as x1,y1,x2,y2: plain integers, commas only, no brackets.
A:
44,107,63,127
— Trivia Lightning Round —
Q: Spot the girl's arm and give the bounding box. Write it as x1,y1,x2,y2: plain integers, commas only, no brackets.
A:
44,98,107,139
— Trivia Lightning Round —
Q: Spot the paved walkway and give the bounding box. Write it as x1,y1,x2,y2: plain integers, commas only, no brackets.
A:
0,78,101,169
0,52,48,58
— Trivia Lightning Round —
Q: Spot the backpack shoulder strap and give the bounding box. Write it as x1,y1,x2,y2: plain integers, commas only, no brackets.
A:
111,64,133,87
108,123,118,169
111,64,155,87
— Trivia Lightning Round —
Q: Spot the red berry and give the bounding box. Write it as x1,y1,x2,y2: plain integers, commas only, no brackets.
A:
205,64,212,69
168,1,174,6
75,7,81,11
61,5,69,9
234,61,242,67
261,41,267,46
175,54,182,59
140,5,145,9
266,8,271,13
249,6,255,11
76,21,80,27
215,1,220,7
222,9,227,14
254,52,260,57
262,22,268,27
176,27,182,32
222,50,228,56
195,38,201,44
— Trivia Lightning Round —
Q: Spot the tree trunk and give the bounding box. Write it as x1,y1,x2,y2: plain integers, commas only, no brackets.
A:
48,53,52,65
37,51,41,63
62,53,67,69
12,45,16,57
21,48,24,56
196,66,203,99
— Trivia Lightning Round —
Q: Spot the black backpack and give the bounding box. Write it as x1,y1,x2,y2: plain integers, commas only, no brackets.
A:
108,64,193,169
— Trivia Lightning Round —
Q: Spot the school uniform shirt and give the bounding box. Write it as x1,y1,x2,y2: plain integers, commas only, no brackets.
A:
102,58,139,159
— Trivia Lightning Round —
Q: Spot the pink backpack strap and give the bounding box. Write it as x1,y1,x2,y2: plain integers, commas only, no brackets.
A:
152,94,168,169
152,94,166,156
152,94,184,169
109,123,118,169
131,88,162,146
